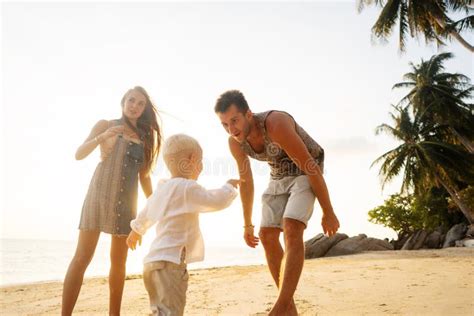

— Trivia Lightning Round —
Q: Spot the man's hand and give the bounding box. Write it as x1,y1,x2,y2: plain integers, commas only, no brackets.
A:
243,226,259,248
126,230,142,250
321,211,340,237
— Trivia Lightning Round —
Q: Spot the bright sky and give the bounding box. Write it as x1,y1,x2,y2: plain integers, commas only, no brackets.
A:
1,1,473,251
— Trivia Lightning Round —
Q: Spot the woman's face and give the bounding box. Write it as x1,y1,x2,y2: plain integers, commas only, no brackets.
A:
122,90,147,120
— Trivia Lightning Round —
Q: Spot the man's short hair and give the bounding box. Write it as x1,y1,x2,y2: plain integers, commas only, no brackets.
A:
162,134,202,171
214,90,249,114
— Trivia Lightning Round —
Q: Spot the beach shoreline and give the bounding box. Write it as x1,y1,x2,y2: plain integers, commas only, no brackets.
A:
1,248,473,315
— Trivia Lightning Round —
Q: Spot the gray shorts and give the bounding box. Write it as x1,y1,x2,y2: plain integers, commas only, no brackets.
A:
143,260,189,316
261,175,315,229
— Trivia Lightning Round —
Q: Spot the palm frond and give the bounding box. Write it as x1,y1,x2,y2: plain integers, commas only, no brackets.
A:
445,15,474,33
372,0,402,38
381,148,409,190
398,1,409,51
456,86,474,100
423,141,474,177
445,0,471,13
357,0,388,12
392,81,416,89
371,144,405,169
426,52,453,77
375,123,405,139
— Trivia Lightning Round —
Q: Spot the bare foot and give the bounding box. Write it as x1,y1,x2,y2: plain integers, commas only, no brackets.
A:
268,301,298,316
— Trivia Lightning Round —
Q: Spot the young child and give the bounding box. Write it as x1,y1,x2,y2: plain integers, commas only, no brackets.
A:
126,133,240,316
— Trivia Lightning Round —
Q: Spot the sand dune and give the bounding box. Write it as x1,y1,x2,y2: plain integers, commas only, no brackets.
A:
1,248,473,315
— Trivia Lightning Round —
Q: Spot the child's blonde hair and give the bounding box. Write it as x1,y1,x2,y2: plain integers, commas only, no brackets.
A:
162,134,202,172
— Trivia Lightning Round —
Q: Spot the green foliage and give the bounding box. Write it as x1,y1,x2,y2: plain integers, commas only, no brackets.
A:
412,187,465,231
368,188,465,237
448,185,474,211
368,194,422,237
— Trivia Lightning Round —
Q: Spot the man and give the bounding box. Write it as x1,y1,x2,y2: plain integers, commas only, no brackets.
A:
215,90,340,315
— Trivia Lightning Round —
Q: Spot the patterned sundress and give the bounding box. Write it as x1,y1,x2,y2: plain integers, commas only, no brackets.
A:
79,120,144,236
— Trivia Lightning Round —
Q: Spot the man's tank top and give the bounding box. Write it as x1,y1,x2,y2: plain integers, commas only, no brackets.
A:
240,110,324,180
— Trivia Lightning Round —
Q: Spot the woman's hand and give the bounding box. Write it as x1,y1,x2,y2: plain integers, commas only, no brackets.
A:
98,125,125,142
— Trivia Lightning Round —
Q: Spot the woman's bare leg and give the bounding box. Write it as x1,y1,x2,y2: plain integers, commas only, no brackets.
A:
109,235,129,316
62,230,100,316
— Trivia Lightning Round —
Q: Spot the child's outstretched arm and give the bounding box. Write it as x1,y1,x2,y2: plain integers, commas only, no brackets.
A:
185,179,240,212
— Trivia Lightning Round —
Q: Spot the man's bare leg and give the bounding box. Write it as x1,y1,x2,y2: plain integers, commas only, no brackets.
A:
269,218,305,316
259,227,283,287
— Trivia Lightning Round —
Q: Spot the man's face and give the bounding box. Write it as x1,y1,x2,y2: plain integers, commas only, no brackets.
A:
217,104,251,143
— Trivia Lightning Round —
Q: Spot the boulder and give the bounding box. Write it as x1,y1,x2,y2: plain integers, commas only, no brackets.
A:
324,234,394,257
304,233,348,259
442,223,468,248
402,230,428,250
455,238,474,248
423,231,442,249
466,224,474,238
391,234,410,250
440,233,446,246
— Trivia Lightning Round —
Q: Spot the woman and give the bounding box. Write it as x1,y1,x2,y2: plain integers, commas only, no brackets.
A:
62,86,162,316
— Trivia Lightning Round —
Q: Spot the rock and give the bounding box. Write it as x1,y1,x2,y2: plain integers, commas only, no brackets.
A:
464,239,474,248
423,231,442,249
455,238,474,248
304,233,348,259
443,223,468,248
440,233,446,246
391,234,410,250
324,234,394,257
466,224,474,238
402,230,428,250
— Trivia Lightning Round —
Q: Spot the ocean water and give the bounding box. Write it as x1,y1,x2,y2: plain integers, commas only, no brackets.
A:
0,239,266,287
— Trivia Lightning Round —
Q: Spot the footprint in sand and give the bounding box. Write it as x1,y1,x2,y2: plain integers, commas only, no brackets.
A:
296,298,316,314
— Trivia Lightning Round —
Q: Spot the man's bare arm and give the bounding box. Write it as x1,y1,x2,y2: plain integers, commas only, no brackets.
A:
266,112,340,236
228,137,259,247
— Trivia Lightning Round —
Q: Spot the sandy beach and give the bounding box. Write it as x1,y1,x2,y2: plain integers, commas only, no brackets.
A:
1,248,473,315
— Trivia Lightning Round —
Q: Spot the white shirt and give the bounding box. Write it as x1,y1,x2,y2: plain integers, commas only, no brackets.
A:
130,177,238,265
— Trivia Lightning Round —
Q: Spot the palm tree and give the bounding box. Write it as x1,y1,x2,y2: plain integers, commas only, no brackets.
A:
393,52,474,153
372,105,474,223
358,0,474,53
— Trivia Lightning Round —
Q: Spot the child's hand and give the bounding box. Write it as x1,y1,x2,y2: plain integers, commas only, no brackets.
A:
126,230,142,250
227,178,244,189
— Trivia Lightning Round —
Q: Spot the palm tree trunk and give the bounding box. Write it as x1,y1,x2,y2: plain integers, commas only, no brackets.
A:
435,18,474,53
437,176,474,224
449,30,474,53
449,127,474,154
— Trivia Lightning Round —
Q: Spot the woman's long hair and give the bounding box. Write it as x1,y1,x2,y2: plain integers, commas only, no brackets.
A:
121,86,162,176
